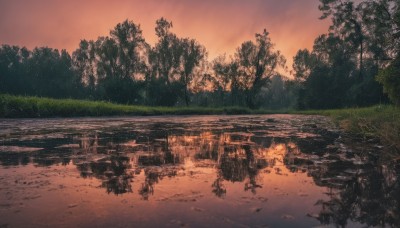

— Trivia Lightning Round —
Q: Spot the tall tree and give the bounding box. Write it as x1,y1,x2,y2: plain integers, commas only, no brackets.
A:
235,29,285,108
0,45,30,94
292,49,318,81
110,20,147,80
179,38,206,106
362,0,400,63
212,55,242,106
293,34,355,109
319,0,367,79
146,18,184,106
72,20,147,103
377,53,400,105
152,18,182,86
28,47,77,98
72,40,97,97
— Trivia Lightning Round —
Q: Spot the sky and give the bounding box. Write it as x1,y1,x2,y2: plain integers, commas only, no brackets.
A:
0,0,330,74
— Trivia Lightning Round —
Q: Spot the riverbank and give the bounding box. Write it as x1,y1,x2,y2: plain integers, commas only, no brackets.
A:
299,106,400,154
0,94,267,118
1,94,399,154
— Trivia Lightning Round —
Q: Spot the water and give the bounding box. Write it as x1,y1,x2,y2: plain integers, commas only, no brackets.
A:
0,115,399,227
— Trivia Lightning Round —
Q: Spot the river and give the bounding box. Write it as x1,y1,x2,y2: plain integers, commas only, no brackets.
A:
0,115,399,227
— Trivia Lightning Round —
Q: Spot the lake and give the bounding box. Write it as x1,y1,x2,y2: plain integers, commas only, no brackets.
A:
0,115,399,227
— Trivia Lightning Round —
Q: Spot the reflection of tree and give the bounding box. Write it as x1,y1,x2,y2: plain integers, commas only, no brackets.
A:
76,155,133,195
6,118,399,228
331,168,398,227
280,139,400,227
212,173,226,198
216,142,266,196
139,169,158,200
301,152,400,227
138,167,178,200
77,133,99,154
0,152,31,166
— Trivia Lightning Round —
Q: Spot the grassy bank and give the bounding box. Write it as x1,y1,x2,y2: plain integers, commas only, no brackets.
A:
1,94,399,153
0,94,266,118
299,106,400,154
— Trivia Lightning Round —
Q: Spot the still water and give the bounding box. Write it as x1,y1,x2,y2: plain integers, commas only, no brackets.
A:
0,115,399,227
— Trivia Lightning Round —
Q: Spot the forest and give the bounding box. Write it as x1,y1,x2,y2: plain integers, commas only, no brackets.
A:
0,0,399,110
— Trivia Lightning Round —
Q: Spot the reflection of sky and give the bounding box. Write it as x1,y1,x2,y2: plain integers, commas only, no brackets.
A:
0,142,332,227
0,115,396,227
0,0,330,72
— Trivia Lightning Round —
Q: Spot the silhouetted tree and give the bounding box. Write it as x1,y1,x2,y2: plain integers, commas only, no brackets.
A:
211,55,242,106
377,53,400,105
72,20,147,104
0,45,30,95
235,29,286,108
179,38,207,106
72,40,97,98
146,18,184,106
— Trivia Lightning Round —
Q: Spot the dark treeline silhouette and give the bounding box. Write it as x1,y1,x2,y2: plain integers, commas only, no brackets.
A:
0,0,399,109
0,46,83,99
294,0,399,109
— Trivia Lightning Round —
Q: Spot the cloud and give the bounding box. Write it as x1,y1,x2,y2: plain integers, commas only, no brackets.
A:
0,0,330,73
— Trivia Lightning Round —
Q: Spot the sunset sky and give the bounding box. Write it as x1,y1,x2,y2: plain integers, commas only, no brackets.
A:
0,0,330,74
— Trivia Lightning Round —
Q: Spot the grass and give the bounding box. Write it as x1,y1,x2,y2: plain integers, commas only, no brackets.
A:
1,94,399,155
0,94,264,118
298,105,400,155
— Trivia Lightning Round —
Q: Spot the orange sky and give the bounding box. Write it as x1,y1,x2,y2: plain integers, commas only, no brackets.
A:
0,0,330,74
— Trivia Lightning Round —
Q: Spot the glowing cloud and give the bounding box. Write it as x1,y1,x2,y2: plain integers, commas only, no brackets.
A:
0,0,330,73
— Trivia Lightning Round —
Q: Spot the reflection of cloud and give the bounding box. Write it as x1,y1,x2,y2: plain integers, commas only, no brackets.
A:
0,0,329,72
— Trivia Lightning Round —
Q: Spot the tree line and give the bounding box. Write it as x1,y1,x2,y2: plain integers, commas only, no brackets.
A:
294,0,400,108
0,0,399,109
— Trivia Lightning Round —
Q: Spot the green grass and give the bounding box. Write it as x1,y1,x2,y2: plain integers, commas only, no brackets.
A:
0,94,265,118
1,94,399,155
297,105,400,155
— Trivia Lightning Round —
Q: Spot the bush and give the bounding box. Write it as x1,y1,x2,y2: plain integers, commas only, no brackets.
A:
377,55,400,106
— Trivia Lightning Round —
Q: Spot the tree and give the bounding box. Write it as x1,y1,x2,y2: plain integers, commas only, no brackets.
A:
0,45,30,95
179,38,206,106
293,34,355,109
72,20,147,104
211,56,243,106
211,55,231,106
377,54,400,105
146,18,185,106
72,40,97,98
319,0,366,79
292,49,318,81
361,0,400,64
110,20,146,80
235,29,286,108
28,47,78,98
319,0,400,90
152,18,182,86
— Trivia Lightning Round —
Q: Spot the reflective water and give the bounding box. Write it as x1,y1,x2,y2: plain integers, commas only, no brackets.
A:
0,115,399,227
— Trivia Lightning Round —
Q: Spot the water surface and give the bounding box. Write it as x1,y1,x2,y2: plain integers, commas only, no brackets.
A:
0,115,399,227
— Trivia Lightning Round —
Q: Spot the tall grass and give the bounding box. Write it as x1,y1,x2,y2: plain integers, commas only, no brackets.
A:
0,94,261,118
1,94,398,155
299,105,400,155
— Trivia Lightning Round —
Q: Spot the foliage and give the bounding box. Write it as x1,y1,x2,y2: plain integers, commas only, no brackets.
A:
377,54,400,105
235,29,286,108
292,0,400,109
0,45,82,99
0,94,283,118
72,20,147,104
1,2,400,110
299,105,400,154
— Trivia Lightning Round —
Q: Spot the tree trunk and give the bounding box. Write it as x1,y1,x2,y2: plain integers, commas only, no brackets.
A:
359,35,363,81
184,85,189,107
184,73,189,107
